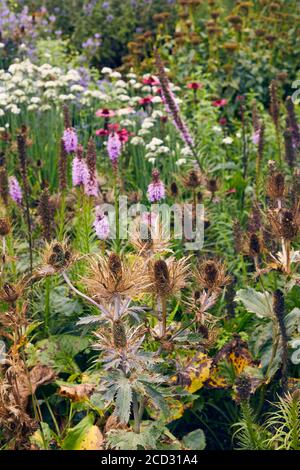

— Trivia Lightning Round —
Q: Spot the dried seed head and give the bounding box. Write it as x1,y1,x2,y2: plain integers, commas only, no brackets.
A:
267,165,285,200
58,138,68,192
38,188,54,242
170,181,179,197
281,209,298,240
108,253,123,278
0,166,8,205
273,289,285,322
248,233,262,257
63,104,71,129
206,178,218,195
235,374,251,403
0,217,10,236
113,320,127,349
196,259,231,291
185,170,200,188
46,242,72,270
269,80,280,128
154,259,170,296
0,283,20,303
284,123,296,168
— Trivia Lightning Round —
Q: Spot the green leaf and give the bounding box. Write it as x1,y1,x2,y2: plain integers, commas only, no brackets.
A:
115,378,132,424
235,288,274,319
62,414,101,450
183,429,206,450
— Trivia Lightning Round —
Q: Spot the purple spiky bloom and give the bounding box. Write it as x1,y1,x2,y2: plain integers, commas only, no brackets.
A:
252,129,260,145
93,207,110,240
63,127,78,153
84,176,98,197
8,176,22,204
147,169,165,202
107,132,122,165
72,146,87,187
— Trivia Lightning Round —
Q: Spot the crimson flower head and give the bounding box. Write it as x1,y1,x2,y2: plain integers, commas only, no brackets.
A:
118,128,130,143
143,76,160,86
139,96,154,106
95,128,109,137
219,117,227,126
187,82,203,90
212,99,228,107
95,108,115,118
236,95,245,102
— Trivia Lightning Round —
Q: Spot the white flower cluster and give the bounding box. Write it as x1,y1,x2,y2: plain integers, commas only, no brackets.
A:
0,59,109,115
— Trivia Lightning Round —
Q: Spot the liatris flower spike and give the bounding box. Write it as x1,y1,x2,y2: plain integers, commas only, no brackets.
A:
8,176,22,204
147,169,165,203
63,127,78,154
93,206,110,240
107,132,122,167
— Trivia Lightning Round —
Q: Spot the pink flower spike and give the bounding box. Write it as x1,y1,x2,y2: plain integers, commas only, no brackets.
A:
147,169,165,203
93,206,110,240
63,127,78,153
8,176,22,204
212,99,228,107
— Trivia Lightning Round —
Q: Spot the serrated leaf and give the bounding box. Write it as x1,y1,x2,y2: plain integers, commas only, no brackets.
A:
183,429,206,450
115,379,132,424
235,288,274,319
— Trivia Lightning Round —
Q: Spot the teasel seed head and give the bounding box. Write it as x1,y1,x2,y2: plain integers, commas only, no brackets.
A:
113,320,127,349
17,130,29,191
206,178,218,196
0,283,20,303
248,232,262,257
58,138,68,192
0,217,10,236
284,124,296,168
86,137,97,179
0,166,8,205
267,163,285,200
108,253,123,278
170,181,179,197
154,259,170,296
235,374,251,403
285,96,300,148
280,209,298,240
38,188,54,242
63,104,71,129
185,170,200,189
196,259,231,291
269,80,280,128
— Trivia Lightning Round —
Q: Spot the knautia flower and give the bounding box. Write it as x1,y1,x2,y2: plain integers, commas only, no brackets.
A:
147,168,165,202
8,176,22,204
93,206,110,240
72,145,87,187
107,132,122,166
62,127,78,154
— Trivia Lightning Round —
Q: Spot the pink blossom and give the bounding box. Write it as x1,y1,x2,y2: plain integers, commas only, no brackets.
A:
107,132,122,164
8,176,22,204
93,207,110,240
147,169,165,203
63,127,78,153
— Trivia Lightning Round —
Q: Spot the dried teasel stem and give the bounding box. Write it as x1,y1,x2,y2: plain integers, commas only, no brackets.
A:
255,122,265,197
269,80,282,165
38,188,54,242
285,96,300,150
273,290,288,393
284,119,296,169
17,130,33,272
154,259,170,337
0,166,8,205
58,138,68,192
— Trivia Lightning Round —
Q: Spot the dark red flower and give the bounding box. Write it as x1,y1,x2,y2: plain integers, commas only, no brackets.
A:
95,108,115,118
212,99,228,107
139,95,154,106
219,117,227,126
143,76,160,86
95,128,109,136
187,82,203,90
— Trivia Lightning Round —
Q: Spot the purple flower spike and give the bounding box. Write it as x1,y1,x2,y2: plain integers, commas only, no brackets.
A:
107,132,122,165
8,176,22,204
63,127,78,153
147,169,165,203
93,207,110,240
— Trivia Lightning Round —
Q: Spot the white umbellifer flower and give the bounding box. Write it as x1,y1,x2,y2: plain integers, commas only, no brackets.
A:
146,138,164,152
10,105,21,114
138,128,150,136
40,104,52,111
127,72,137,79
30,97,41,104
142,119,154,129
212,125,222,133
152,96,162,104
0,109,4,117
110,71,122,79
142,85,151,93
0,43,4,49
130,136,145,146
13,89,25,97
129,79,136,86
236,131,241,138
27,104,38,111
70,84,84,92
19,43,27,51
58,94,69,101
118,94,130,102
148,157,156,165
176,158,187,166
152,110,163,119
222,136,233,145
156,146,169,154
102,67,113,74
120,119,133,127
115,80,127,88
181,146,193,157
44,80,58,88
133,83,142,90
